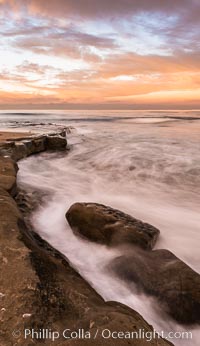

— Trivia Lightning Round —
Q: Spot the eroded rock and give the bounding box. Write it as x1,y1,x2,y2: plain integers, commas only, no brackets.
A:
110,248,200,324
0,157,18,196
66,203,160,249
46,135,67,150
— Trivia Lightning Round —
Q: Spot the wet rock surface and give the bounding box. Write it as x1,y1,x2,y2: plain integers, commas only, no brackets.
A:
18,219,173,346
66,201,200,326
110,248,200,324
46,134,67,150
66,202,160,250
0,131,173,345
0,130,68,161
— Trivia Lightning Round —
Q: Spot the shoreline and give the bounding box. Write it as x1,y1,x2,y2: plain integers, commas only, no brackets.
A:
0,130,173,345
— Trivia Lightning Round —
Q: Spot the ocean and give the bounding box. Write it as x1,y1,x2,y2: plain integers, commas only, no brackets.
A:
1,109,200,345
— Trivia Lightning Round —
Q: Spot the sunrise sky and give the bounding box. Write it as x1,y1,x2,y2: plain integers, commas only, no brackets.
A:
0,0,199,109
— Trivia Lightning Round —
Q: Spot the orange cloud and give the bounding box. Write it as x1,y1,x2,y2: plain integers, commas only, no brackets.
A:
0,0,199,109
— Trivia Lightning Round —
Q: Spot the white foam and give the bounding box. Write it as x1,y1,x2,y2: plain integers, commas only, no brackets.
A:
18,115,200,345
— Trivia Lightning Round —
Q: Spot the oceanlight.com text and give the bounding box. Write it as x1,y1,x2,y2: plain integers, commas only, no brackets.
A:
12,328,193,342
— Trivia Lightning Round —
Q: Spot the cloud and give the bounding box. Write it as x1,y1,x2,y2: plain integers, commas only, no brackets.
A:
21,0,197,18
1,0,199,22
0,0,199,108
94,51,200,79
0,90,61,105
1,19,117,62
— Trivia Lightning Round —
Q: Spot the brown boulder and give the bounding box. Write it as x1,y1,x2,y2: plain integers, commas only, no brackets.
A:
110,248,200,324
66,203,160,250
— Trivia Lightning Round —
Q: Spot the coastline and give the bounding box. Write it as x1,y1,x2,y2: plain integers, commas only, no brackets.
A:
0,130,173,345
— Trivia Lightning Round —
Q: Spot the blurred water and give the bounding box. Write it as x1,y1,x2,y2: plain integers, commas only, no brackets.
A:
1,109,199,345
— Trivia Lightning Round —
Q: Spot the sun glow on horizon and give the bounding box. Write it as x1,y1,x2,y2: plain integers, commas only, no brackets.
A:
0,0,199,109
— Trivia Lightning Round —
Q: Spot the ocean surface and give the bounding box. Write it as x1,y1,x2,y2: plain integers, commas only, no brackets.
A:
0,110,200,345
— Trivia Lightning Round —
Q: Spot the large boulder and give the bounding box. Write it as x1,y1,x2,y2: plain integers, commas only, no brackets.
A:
110,248,200,324
66,203,160,250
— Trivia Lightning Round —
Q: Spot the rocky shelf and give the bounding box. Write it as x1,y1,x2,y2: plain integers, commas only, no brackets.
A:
0,130,173,345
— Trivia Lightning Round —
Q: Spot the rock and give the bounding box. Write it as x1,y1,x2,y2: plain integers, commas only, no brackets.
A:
12,142,27,161
0,132,67,160
0,141,15,150
22,139,36,156
0,188,40,346
19,220,173,346
110,248,200,324
0,157,18,196
21,137,46,157
0,175,17,196
0,141,15,157
0,157,18,176
8,137,46,160
59,129,67,137
32,137,46,153
66,203,160,250
46,135,67,150
0,134,173,346
0,188,22,224
20,137,46,157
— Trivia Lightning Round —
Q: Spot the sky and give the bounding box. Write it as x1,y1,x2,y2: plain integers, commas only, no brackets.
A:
0,0,199,109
